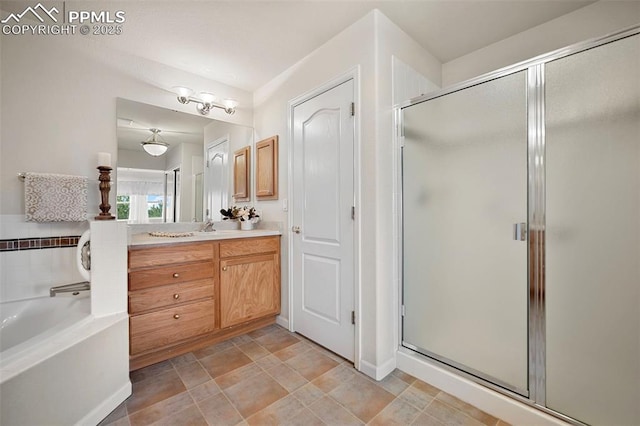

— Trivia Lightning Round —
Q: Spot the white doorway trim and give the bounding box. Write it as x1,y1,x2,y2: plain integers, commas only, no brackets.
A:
287,67,362,369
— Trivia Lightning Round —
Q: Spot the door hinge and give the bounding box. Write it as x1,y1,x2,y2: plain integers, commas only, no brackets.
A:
351,206,355,220
351,310,355,325
350,102,355,117
401,305,405,317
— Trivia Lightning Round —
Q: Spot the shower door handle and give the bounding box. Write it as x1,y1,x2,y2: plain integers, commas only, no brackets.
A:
513,223,527,241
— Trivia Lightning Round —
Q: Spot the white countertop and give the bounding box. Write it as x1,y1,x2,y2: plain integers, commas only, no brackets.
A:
129,229,281,247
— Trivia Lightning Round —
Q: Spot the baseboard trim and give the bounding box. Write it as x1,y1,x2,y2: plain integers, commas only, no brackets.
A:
396,350,566,426
276,315,290,330
359,356,396,380
77,381,132,426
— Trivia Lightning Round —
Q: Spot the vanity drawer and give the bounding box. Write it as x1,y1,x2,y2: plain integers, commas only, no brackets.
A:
219,236,279,258
129,242,214,269
129,279,214,314
129,261,214,291
130,299,216,355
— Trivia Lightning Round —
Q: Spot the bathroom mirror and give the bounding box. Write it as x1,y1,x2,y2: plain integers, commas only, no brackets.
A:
116,98,253,223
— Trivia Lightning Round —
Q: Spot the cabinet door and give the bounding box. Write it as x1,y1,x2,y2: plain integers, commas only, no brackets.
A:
220,254,280,328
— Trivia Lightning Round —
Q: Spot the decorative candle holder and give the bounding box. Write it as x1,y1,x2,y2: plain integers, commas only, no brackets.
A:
95,166,115,220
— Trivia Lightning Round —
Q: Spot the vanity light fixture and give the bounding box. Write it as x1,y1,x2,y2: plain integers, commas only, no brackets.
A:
172,86,238,115
141,128,169,156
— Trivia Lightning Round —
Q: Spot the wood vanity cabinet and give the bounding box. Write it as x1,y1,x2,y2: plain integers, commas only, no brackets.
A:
219,237,280,328
127,236,280,370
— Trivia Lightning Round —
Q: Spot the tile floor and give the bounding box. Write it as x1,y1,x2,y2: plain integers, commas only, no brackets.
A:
100,324,510,426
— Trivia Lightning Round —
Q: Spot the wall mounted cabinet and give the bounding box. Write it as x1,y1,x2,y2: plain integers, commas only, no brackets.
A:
255,136,279,200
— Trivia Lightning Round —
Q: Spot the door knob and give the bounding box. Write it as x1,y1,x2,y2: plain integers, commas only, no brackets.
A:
292,226,301,234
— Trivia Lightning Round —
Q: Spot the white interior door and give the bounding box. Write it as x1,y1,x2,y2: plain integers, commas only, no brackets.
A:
205,139,229,221
292,79,355,361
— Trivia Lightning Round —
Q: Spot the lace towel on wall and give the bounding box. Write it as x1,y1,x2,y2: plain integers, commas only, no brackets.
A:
24,172,88,222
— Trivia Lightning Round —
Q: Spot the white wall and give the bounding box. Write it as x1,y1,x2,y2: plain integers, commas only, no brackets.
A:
0,30,252,217
442,1,640,86
0,22,251,302
252,9,440,377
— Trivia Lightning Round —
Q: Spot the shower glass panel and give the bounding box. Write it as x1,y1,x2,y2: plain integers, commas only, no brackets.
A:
545,34,640,425
402,71,528,393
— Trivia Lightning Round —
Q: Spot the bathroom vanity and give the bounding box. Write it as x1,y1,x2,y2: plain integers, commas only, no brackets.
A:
127,230,280,370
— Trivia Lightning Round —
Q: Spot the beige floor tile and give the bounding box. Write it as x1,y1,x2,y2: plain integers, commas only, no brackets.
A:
424,399,486,426
192,340,235,359
223,371,289,418
413,379,441,397
255,353,283,369
368,398,421,426
308,396,363,425
273,341,313,361
126,369,187,414
121,325,512,426
189,380,222,402
215,363,263,389
412,412,446,426
128,392,194,426
170,353,198,368
255,331,301,353
152,404,207,426
398,383,437,410
377,372,411,396
291,383,325,407
391,368,417,385
328,374,395,423
285,349,339,380
280,407,326,426
175,362,212,389
197,393,243,426
436,392,499,426
199,346,253,378
246,395,305,425
311,364,357,393
266,363,308,392
237,340,271,360
130,360,174,384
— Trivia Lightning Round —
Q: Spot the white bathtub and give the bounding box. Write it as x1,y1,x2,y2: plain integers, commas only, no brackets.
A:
0,295,91,356
0,295,131,426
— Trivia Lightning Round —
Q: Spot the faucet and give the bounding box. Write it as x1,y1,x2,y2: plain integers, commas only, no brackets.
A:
200,219,216,232
50,282,90,297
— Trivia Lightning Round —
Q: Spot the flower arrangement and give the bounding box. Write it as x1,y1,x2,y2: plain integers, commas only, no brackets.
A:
220,206,260,223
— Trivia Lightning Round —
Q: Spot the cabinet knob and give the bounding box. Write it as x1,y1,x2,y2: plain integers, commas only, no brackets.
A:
173,293,180,300
173,273,180,278
173,314,180,319
222,266,228,271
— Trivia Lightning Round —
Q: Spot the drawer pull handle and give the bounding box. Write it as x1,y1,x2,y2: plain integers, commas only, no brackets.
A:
173,293,180,300
173,314,180,319
222,266,228,271
173,273,180,278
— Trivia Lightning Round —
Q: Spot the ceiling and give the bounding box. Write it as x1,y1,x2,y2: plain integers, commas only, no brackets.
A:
116,98,213,152
4,0,593,92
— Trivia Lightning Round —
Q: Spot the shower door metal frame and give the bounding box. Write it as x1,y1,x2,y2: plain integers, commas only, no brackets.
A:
397,23,640,423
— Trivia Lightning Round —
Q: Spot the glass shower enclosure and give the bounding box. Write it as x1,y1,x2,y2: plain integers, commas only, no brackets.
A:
401,28,639,425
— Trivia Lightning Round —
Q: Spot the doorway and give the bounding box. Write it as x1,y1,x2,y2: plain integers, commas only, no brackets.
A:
290,77,357,361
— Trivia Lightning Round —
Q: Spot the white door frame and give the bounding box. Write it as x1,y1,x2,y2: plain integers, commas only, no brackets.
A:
287,67,362,369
